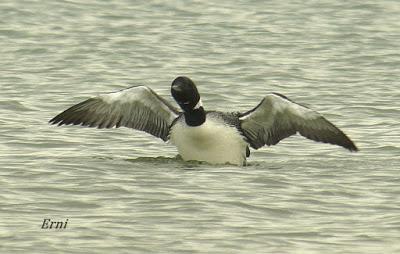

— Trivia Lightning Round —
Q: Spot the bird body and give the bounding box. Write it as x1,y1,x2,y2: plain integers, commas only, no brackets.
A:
50,76,358,165
170,112,248,165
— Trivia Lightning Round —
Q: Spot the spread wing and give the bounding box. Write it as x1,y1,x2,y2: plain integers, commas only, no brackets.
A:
49,86,180,141
239,93,358,151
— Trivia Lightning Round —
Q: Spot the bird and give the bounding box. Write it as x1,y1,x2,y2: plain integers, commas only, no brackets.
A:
49,76,358,165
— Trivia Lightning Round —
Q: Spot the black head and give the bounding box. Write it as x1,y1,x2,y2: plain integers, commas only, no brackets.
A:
171,76,201,112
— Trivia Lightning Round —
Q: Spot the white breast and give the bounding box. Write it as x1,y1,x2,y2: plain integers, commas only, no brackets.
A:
169,117,248,165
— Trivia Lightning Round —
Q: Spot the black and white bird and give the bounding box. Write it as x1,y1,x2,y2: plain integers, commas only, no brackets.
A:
49,76,358,165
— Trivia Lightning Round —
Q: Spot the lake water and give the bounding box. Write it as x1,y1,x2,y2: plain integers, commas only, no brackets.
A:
1,0,399,253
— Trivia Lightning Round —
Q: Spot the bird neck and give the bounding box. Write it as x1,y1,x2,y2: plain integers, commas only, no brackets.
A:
184,107,206,126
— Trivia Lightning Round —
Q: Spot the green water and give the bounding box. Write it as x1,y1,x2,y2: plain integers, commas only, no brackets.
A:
1,1,399,253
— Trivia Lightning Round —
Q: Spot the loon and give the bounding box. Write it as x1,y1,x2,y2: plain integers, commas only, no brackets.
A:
49,76,358,165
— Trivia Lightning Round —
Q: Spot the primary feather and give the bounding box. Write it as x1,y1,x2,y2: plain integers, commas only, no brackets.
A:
49,86,179,141
240,93,358,151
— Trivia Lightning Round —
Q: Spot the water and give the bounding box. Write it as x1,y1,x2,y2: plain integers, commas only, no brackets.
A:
1,0,400,253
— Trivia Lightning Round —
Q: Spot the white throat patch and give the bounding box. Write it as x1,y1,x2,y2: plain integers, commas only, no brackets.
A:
193,99,203,109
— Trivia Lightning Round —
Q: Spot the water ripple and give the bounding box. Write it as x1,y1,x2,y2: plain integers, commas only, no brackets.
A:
1,0,400,253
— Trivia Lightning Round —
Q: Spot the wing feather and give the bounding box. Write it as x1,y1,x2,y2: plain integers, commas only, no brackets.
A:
240,94,358,151
49,86,179,141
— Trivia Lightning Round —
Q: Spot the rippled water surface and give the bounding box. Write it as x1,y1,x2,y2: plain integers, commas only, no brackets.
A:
1,0,400,253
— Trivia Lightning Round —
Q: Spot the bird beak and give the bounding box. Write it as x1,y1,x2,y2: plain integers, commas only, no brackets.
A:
171,83,183,93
